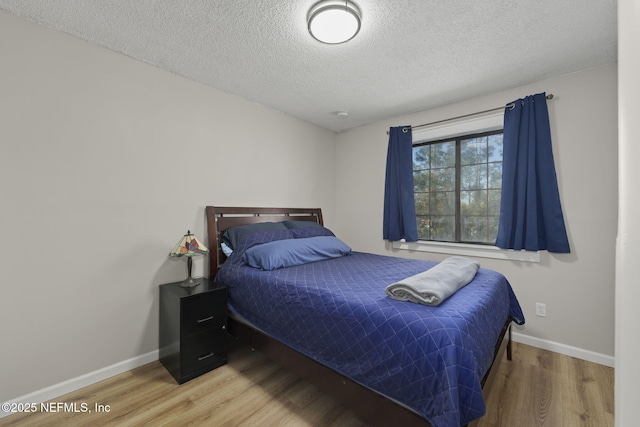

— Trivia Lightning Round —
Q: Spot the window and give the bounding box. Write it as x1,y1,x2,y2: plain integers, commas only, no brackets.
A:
395,111,539,262
413,130,503,245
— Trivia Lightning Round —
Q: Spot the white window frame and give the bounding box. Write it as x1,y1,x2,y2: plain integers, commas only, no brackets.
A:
392,110,541,263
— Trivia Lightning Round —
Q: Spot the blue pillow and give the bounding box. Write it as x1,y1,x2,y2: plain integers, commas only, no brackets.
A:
233,229,295,253
283,220,323,229
290,225,335,239
243,236,352,271
222,222,288,249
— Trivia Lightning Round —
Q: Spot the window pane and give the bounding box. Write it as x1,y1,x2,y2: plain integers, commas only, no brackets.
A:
488,189,501,216
461,137,487,165
488,134,503,162
430,191,455,216
414,169,429,192
430,141,455,168
461,164,487,190
416,216,430,240
431,167,455,192
461,216,488,243
413,145,430,169
488,162,502,189
415,192,429,215
460,190,488,216
431,216,455,241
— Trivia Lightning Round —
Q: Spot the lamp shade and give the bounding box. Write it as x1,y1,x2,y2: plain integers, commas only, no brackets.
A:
308,0,361,44
169,230,209,257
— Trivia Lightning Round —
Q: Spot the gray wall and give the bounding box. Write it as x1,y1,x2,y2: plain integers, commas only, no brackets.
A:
0,11,337,402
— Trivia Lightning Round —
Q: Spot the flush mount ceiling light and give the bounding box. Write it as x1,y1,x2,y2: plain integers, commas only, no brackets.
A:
308,0,362,44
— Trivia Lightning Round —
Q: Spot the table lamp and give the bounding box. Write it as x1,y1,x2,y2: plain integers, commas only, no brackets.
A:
169,230,209,287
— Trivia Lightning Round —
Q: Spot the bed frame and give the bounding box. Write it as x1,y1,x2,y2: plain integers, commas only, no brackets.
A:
205,206,511,427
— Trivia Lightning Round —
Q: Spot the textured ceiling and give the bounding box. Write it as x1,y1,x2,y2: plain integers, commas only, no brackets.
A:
0,0,617,132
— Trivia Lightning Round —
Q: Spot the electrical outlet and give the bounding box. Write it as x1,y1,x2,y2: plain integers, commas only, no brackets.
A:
536,303,546,317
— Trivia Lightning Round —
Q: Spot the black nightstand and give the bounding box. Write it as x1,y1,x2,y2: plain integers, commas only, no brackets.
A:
159,278,228,384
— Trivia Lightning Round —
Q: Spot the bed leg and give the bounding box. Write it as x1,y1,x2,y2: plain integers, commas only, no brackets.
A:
506,324,512,361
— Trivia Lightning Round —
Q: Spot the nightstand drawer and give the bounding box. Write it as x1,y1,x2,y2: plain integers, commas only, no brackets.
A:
181,330,227,374
181,291,227,335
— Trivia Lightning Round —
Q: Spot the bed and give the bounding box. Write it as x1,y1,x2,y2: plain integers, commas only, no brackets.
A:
205,206,524,427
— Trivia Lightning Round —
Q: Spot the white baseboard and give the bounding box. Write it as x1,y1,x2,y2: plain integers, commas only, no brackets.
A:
0,349,159,419
512,332,615,368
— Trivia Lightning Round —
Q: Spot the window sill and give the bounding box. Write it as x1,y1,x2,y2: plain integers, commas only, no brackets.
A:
392,240,540,263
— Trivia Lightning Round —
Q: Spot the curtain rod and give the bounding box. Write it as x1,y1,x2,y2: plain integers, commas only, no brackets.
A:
387,93,554,134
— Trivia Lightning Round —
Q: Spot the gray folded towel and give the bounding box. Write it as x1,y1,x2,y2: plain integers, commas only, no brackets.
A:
386,256,480,306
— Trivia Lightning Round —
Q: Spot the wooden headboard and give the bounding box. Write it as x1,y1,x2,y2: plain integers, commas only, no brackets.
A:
205,206,324,276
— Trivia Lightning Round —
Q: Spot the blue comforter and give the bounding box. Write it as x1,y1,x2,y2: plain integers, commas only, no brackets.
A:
215,230,524,427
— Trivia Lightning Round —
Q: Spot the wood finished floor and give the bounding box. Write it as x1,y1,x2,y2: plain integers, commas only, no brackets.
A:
1,341,613,427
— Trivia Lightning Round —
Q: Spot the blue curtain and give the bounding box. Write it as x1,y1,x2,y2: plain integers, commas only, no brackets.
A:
383,126,418,242
496,93,570,253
